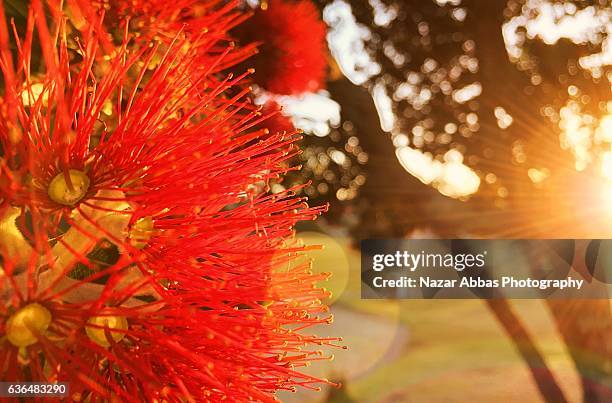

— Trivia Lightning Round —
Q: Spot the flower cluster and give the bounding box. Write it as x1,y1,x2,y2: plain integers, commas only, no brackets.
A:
233,0,328,95
0,0,336,401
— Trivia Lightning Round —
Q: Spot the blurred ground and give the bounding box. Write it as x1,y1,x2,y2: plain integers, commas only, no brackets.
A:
277,231,583,403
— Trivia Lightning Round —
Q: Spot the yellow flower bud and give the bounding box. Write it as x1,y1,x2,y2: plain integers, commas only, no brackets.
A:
6,303,52,347
48,169,90,206
86,315,128,347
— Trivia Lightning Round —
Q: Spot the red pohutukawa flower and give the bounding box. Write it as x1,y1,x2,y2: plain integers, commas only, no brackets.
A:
233,0,328,95
65,0,256,71
0,1,338,401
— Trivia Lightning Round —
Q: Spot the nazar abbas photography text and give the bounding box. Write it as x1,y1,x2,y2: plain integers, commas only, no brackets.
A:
370,250,584,291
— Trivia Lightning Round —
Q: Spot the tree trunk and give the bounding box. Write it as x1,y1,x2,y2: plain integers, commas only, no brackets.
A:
487,299,568,403
464,2,612,400
546,299,612,402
